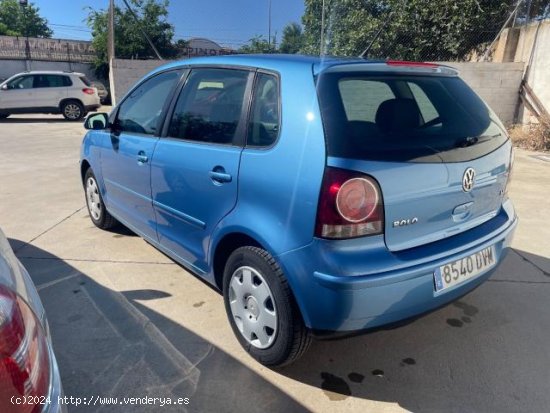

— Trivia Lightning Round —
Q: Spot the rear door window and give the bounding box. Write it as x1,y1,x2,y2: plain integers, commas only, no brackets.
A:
39,75,68,88
317,73,508,163
32,75,51,88
167,68,249,145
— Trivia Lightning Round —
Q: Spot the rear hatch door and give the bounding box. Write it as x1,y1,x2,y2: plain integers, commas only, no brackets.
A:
317,64,511,251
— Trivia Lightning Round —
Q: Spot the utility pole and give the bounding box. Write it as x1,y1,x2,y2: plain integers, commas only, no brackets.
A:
268,0,272,50
108,0,115,63
108,0,116,104
19,0,31,70
320,0,325,55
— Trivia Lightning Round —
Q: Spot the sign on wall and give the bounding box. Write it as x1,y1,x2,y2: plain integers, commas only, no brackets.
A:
180,38,235,57
0,35,95,62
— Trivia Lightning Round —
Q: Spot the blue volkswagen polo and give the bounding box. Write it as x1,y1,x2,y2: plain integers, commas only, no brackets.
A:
80,55,517,366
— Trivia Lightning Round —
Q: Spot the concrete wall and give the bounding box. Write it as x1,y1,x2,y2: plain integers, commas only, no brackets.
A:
0,59,98,81
514,21,550,122
110,58,172,104
111,58,524,125
493,27,521,63
495,20,550,123
439,62,524,125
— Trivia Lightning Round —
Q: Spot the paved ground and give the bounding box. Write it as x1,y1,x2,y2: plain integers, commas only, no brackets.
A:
1,113,549,413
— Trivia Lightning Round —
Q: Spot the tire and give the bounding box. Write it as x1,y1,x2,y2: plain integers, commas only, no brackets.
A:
84,168,117,230
223,246,311,366
0,113,9,119
61,100,84,121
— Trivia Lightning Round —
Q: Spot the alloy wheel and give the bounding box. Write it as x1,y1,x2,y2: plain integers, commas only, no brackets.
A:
64,104,81,120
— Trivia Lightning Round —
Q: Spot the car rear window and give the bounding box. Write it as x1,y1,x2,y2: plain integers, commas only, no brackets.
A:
316,73,508,163
79,76,92,87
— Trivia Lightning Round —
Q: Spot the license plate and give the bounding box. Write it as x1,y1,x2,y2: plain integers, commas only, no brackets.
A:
434,246,496,292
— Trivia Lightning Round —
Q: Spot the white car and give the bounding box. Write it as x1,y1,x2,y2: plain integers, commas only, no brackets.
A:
0,71,100,121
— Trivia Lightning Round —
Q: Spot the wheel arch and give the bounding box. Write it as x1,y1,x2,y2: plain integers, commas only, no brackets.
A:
80,159,91,185
210,228,311,328
59,98,84,111
212,232,262,291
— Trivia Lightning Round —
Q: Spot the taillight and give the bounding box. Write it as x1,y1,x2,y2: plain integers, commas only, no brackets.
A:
0,286,50,413
82,88,95,95
386,60,438,67
315,168,384,239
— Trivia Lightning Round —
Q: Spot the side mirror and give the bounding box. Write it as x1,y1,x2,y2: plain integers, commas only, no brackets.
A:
1,84,7,91
84,112,109,130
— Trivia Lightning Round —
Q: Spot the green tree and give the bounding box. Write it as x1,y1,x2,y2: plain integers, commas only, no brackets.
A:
0,0,52,38
302,0,514,60
279,22,304,54
87,0,177,78
238,35,277,54
173,38,190,57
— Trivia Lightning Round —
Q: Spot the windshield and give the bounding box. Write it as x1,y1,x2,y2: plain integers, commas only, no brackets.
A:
316,73,508,163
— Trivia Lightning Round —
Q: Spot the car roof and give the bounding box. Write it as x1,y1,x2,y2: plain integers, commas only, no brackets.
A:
153,54,372,74
151,54,458,77
14,71,86,77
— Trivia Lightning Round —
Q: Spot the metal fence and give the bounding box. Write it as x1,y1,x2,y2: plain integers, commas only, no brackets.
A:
321,0,549,62
234,0,549,62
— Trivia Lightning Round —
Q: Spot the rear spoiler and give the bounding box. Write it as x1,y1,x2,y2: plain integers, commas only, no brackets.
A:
316,61,459,77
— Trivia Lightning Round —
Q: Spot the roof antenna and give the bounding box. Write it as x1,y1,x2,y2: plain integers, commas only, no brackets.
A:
360,11,393,59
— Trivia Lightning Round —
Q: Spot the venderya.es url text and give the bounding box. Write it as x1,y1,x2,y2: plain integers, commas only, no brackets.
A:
11,395,190,407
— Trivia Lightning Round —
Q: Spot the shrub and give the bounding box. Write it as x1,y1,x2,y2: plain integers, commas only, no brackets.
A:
508,117,550,151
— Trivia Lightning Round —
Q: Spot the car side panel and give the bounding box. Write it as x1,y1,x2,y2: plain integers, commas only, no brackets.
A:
207,63,326,293
34,83,63,108
0,77,35,109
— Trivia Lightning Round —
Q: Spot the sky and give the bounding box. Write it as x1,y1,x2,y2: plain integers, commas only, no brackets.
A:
35,0,305,49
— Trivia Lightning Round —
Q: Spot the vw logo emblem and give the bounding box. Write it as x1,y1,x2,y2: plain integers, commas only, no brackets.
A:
462,168,476,192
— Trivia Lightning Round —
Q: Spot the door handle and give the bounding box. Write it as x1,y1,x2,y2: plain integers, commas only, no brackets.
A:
209,168,232,183
137,151,148,164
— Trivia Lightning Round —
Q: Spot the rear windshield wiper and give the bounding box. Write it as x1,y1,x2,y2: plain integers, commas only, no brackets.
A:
455,133,501,148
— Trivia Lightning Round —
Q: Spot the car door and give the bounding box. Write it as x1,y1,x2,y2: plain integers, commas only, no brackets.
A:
0,75,36,110
29,74,58,108
11,74,60,109
151,68,253,273
40,75,69,108
99,69,182,241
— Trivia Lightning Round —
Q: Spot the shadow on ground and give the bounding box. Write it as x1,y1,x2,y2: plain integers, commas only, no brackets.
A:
12,240,309,413
13,239,550,412
275,248,550,412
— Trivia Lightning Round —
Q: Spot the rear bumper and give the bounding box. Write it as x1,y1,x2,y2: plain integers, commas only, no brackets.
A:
277,200,517,332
